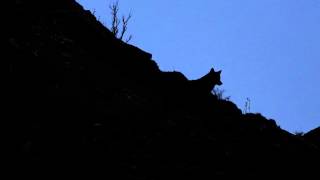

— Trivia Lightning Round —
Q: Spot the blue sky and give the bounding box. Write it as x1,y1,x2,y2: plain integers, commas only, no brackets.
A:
76,0,320,133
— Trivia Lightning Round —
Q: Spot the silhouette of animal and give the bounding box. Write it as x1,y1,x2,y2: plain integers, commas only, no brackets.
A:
160,71,188,88
190,68,222,93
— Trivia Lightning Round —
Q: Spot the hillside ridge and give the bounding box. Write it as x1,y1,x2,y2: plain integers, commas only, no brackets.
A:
5,0,320,178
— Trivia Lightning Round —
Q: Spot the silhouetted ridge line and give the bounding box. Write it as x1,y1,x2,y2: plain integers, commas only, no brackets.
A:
5,0,320,179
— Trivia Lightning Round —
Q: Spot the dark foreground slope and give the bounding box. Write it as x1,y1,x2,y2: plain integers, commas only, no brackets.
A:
304,127,320,147
5,0,320,178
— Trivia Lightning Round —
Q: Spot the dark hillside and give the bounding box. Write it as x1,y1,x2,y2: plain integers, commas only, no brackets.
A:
304,127,320,147
5,0,320,178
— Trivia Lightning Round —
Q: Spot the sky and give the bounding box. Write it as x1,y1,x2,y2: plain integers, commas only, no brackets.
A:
76,0,320,133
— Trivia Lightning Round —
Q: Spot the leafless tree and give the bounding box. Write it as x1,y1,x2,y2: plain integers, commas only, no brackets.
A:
109,1,132,42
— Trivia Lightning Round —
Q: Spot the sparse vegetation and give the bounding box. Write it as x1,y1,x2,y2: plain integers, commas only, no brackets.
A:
243,97,251,114
109,1,132,42
212,87,230,101
294,131,305,137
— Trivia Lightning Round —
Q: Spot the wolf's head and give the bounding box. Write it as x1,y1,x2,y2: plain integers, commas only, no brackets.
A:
192,67,222,93
209,68,222,86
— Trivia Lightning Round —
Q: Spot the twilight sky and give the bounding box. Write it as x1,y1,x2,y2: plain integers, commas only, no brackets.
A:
76,0,320,133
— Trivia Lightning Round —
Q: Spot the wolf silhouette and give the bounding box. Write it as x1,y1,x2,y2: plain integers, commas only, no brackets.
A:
158,68,222,95
190,68,222,93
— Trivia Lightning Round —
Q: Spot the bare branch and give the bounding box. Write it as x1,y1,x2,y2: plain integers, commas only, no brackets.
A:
109,1,120,36
119,13,131,40
108,1,133,42
125,35,132,43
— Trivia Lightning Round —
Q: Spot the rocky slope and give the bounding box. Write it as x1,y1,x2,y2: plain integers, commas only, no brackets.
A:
5,0,320,178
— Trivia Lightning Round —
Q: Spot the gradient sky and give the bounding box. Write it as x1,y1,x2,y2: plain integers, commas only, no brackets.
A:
76,0,320,133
